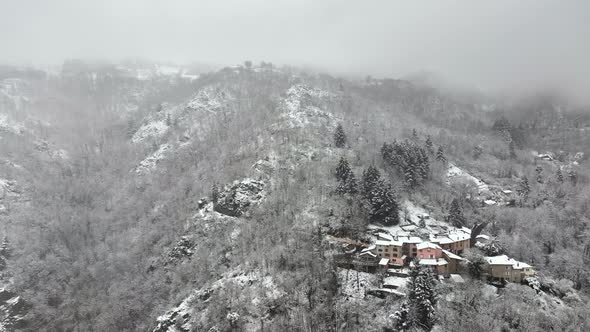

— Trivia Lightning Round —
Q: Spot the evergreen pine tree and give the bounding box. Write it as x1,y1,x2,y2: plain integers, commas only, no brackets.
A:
368,181,399,225
556,168,564,183
436,146,446,163
405,264,438,330
425,135,434,155
210,183,220,205
447,198,466,228
0,236,10,259
335,156,351,182
339,171,358,195
334,124,347,148
473,145,483,160
509,139,517,159
569,169,578,186
412,128,419,141
517,176,530,200
392,302,410,331
362,166,381,198
535,165,543,183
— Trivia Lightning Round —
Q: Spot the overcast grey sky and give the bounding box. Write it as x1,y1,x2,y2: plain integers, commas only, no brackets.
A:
1,0,589,101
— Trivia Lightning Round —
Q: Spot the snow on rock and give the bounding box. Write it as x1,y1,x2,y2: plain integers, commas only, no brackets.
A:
278,84,339,129
0,288,30,331
153,270,284,332
214,179,265,217
0,179,19,199
132,118,169,143
0,114,24,135
50,149,69,160
136,144,172,175
447,163,489,193
185,86,232,113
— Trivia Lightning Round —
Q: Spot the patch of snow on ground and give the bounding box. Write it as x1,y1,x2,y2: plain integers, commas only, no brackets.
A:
447,163,489,193
337,268,379,300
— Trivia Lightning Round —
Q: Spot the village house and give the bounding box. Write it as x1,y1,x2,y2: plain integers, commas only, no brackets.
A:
417,258,448,275
441,249,464,274
484,255,535,283
417,242,442,260
373,233,422,266
429,228,471,255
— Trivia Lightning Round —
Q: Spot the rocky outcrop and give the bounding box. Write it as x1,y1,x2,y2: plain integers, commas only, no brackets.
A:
214,179,265,217
0,289,30,330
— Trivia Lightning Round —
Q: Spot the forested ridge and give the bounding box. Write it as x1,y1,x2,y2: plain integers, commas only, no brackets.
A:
1,61,590,331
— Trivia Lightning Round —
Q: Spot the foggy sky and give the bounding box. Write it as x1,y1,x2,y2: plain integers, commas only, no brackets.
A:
1,0,589,102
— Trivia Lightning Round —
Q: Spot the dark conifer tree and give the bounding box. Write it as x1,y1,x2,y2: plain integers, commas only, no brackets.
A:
509,139,517,159
339,171,358,195
517,176,530,200
447,198,466,228
535,165,543,183
334,124,347,148
335,156,351,182
367,181,399,225
210,183,220,205
403,264,438,330
425,135,434,155
412,128,419,141
362,166,381,198
473,145,483,160
569,169,578,186
556,168,564,183
436,146,446,163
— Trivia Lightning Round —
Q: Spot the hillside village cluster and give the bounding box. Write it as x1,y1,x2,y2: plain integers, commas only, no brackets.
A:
335,163,539,297
340,219,535,296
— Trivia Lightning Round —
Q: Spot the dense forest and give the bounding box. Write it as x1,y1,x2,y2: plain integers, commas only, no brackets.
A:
1,60,590,331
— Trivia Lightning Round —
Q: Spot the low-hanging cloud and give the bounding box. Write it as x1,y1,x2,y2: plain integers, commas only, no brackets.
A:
1,0,589,103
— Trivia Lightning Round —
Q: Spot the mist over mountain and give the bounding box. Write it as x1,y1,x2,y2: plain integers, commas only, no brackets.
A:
1,2,590,332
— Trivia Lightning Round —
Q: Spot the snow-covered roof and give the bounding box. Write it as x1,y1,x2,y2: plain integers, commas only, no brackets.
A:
383,276,408,288
512,261,532,269
502,190,513,194
475,234,490,240
360,251,376,258
417,242,441,250
485,255,513,265
431,229,471,244
419,258,448,266
442,249,463,260
484,200,497,206
378,232,394,241
379,258,390,266
449,274,465,283
398,236,423,244
362,244,376,252
485,255,532,269
375,239,403,247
